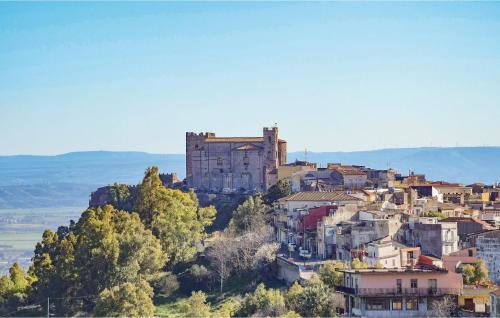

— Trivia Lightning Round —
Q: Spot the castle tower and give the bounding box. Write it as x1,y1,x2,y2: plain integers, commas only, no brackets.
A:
263,126,279,171
185,132,214,187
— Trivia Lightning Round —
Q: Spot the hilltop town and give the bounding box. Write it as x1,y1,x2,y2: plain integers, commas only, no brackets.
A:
188,128,500,316
87,127,500,317
3,0,500,315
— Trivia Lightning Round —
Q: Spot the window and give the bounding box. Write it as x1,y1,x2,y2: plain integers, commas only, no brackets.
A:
217,157,223,166
392,298,402,310
468,249,473,257
410,279,418,289
396,279,402,293
406,298,418,310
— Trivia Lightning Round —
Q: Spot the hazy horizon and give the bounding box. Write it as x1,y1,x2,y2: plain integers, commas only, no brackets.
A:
2,145,500,158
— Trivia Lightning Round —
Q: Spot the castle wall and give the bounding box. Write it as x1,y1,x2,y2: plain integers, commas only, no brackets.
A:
186,127,285,193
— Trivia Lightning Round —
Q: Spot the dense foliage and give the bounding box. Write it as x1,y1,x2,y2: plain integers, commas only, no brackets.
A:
462,260,489,285
0,263,33,314
1,166,217,317
2,167,355,317
226,194,268,234
234,275,343,318
264,178,291,205
351,258,369,269
29,205,166,316
107,183,136,211
135,167,216,266
317,261,347,288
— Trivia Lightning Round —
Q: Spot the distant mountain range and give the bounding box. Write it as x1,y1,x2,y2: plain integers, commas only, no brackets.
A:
288,147,500,185
0,151,184,208
0,147,499,208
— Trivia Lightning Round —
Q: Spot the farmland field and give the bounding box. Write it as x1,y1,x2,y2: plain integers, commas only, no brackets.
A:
0,206,84,273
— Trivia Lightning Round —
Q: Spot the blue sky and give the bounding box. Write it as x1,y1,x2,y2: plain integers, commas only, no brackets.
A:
1,2,500,155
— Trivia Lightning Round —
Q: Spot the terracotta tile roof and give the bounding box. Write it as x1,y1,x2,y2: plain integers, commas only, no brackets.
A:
278,191,362,202
333,166,366,176
441,217,495,230
205,137,264,143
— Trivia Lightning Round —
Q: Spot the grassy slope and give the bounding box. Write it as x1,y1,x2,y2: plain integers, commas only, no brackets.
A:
154,272,286,316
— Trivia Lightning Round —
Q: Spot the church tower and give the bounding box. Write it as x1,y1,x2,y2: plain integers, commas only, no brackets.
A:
263,126,279,170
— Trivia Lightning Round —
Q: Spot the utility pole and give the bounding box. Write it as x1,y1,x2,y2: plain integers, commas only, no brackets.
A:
47,297,49,318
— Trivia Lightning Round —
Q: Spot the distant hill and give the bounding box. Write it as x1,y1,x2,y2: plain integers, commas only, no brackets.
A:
0,147,499,208
0,151,184,208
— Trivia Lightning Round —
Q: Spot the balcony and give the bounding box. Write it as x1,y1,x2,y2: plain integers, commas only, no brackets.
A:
336,287,461,296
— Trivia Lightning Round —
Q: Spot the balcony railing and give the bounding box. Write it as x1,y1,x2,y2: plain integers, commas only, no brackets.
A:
335,286,461,296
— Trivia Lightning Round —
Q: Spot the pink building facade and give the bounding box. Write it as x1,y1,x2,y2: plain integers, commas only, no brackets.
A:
338,269,463,317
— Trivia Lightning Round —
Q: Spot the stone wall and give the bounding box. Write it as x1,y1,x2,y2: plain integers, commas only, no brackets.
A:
186,127,286,193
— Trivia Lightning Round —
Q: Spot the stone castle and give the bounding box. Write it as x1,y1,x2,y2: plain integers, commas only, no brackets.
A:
186,127,287,193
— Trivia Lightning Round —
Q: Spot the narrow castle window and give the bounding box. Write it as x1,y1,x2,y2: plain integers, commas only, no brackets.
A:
217,157,223,166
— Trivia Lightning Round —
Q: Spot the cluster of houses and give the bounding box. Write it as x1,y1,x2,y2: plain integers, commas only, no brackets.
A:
182,128,500,316
270,160,500,317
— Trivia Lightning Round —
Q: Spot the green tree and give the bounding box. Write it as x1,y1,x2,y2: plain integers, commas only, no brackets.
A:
216,299,239,318
281,311,302,318
351,258,369,269
462,264,475,285
8,263,30,293
30,205,166,316
0,263,32,315
253,283,286,317
374,261,384,269
227,195,268,234
135,167,216,265
474,260,489,284
238,283,286,317
94,281,155,317
150,272,179,297
285,282,304,313
462,261,489,285
107,183,136,211
297,276,333,317
317,261,346,288
180,291,212,318
264,178,291,204
0,276,14,297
